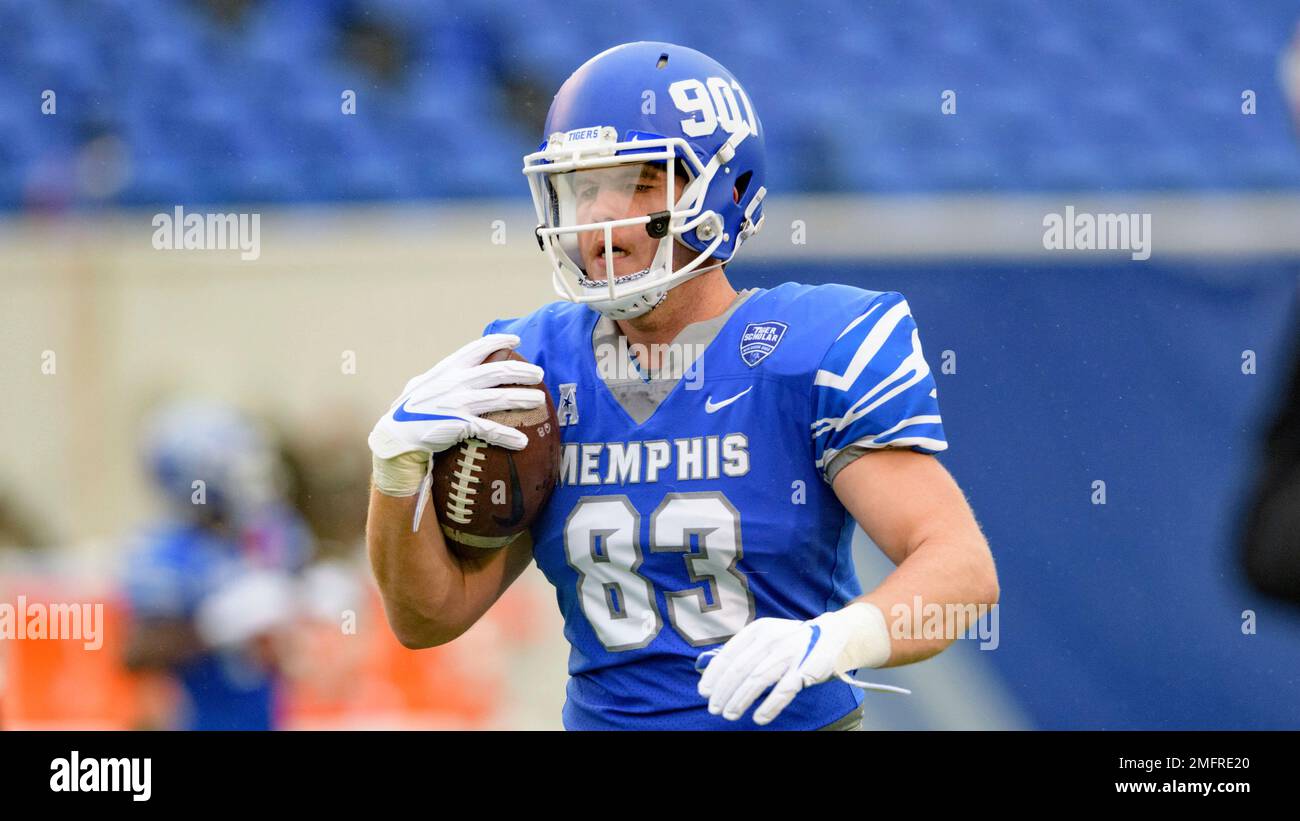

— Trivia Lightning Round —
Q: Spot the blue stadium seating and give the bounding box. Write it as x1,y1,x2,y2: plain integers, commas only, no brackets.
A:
0,0,1298,208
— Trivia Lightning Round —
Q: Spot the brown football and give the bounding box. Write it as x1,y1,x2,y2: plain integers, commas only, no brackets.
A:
430,349,560,549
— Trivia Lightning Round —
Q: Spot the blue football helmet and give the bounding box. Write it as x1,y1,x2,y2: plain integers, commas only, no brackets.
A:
523,42,767,319
142,400,281,525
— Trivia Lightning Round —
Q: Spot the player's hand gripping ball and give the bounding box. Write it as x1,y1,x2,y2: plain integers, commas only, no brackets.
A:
368,334,561,547
429,347,561,549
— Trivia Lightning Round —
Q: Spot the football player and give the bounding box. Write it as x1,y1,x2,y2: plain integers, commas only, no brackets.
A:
121,401,310,730
367,42,999,730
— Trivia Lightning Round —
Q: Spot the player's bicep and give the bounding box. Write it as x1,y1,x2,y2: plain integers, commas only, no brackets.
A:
831,448,975,565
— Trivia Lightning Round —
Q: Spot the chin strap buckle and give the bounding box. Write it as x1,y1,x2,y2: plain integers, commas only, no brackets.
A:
737,186,768,245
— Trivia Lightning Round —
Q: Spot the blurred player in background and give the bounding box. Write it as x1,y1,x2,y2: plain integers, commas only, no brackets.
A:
120,401,312,730
367,42,999,730
1239,23,1300,607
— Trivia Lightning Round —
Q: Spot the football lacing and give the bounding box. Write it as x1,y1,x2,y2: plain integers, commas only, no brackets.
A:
444,439,486,525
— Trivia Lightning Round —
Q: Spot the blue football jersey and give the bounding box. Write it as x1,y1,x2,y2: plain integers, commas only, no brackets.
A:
121,507,310,730
485,282,946,730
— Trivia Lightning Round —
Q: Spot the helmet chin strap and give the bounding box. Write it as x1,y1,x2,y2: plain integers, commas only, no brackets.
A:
591,287,667,320
585,258,727,320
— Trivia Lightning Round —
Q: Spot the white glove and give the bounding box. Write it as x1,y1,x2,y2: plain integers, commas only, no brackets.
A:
195,569,297,649
695,601,909,725
368,333,545,497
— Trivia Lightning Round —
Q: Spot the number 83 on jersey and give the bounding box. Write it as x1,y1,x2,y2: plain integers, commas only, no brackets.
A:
563,491,755,652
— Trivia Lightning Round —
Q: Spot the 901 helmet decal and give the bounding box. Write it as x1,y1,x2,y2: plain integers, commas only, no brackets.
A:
523,42,767,320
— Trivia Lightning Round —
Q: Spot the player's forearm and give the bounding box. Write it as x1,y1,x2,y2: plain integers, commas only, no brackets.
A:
123,620,205,671
860,532,999,667
366,486,469,648
832,450,999,667
365,333,548,648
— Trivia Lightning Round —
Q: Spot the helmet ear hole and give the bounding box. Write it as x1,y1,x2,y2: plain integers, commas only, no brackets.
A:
733,170,753,205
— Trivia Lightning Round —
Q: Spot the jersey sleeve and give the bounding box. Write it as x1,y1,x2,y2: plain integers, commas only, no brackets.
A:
122,542,196,619
810,290,947,484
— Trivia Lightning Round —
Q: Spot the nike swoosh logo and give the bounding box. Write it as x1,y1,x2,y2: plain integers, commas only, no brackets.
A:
800,624,821,665
492,451,525,528
392,400,463,423
704,386,752,413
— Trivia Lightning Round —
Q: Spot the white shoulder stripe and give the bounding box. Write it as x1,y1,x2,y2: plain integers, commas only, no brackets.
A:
814,299,913,391
834,301,884,342
863,414,944,443
814,423,948,468
811,328,931,438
